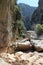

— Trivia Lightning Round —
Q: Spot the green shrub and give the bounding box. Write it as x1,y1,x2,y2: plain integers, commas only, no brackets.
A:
36,24,43,35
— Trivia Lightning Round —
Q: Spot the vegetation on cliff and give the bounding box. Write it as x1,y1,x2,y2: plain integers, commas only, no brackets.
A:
11,0,26,40
36,24,43,35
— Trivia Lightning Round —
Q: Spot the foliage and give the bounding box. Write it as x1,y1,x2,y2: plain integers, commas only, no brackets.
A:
12,20,26,38
11,0,26,39
36,24,43,35
17,20,26,36
11,5,21,21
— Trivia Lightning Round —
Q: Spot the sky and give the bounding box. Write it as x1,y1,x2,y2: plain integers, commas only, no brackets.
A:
17,0,39,7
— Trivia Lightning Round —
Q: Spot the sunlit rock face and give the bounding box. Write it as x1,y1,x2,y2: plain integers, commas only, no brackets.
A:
0,0,8,21
31,0,43,29
0,0,16,52
0,0,9,50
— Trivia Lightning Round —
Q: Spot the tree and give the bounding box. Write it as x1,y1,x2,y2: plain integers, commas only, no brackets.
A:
36,24,43,35
12,5,22,41
12,2,26,40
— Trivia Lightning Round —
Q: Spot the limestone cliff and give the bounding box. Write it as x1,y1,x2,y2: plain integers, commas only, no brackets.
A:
31,0,43,29
0,0,14,51
0,0,9,49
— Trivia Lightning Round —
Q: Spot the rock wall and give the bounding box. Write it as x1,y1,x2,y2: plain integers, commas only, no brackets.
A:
0,0,8,48
0,22,8,48
0,0,13,52
31,0,43,29
39,0,43,9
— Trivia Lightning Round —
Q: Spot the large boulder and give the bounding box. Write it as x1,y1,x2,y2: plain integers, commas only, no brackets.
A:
0,58,11,65
38,35,43,40
0,22,8,46
31,39,43,51
16,41,32,51
27,31,37,39
12,38,32,51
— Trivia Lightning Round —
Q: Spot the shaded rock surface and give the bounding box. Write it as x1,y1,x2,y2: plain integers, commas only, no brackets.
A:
31,0,43,29
31,39,43,51
27,31,37,39
16,40,32,51
8,31,43,52
0,21,8,53
38,35,43,40
16,39,43,52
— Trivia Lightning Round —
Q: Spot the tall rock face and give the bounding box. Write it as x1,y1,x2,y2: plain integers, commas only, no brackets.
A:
0,21,8,48
0,0,13,51
0,0,9,49
31,0,43,29
39,0,43,9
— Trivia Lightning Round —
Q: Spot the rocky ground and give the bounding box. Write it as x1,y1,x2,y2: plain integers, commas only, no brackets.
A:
0,51,43,65
0,31,43,65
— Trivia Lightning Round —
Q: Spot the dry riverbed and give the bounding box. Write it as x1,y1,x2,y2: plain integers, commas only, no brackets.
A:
0,51,43,65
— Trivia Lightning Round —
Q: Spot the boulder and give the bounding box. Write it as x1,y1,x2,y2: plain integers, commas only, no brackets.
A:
38,35,43,40
31,39,43,51
0,53,16,63
16,40,32,51
0,58,11,65
10,38,32,51
27,31,37,39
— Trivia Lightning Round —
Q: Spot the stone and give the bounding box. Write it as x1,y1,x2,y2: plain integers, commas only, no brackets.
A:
0,53,16,63
14,51,43,65
31,39,43,51
33,58,43,65
38,35,43,40
0,58,11,65
16,40,32,51
27,31,37,39
0,52,43,65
